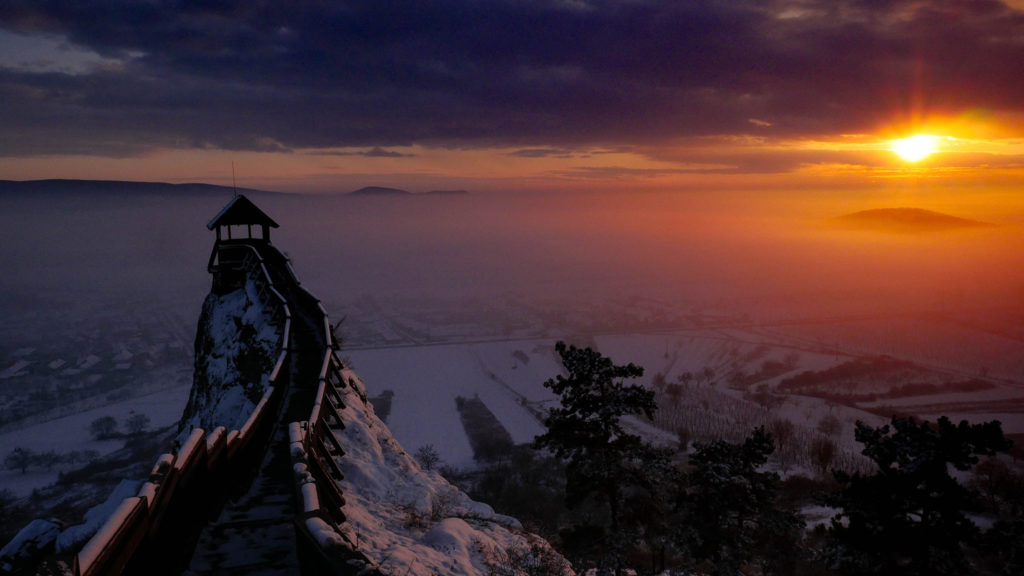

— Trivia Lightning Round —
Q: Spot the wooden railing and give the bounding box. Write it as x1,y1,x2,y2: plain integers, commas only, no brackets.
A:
69,238,370,575
288,293,359,558
73,243,293,576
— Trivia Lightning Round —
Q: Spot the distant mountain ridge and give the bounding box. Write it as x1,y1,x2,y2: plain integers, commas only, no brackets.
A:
349,186,411,196
831,208,992,233
0,179,470,198
0,178,278,197
348,186,469,196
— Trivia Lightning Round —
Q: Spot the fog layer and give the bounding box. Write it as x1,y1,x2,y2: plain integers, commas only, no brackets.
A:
2,188,1021,329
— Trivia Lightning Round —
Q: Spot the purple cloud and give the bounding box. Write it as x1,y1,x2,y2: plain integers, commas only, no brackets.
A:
0,1,1022,157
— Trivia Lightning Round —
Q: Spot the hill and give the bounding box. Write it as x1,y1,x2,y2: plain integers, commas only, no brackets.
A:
831,208,992,233
347,187,470,196
0,179,278,198
349,186,412,196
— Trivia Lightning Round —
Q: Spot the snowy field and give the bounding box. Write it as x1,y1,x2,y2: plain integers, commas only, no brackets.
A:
6,322,1020,500
4,187,1024,503
349,327,1024,476
0,383,190,497
349,341,558,469
4,303,1023,501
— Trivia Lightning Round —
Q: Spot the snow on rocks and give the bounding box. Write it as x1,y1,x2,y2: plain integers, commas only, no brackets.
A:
331,368,570,576
56,478,141,553
0,518,62,572
179,280,281,435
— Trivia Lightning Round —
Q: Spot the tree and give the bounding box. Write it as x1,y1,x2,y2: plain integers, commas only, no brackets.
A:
34,449,58,471
677,427,802,575
665,382,683,407
811,436,837,478
983,518,1024,576
970,457,1024,516
125,411,151,435
651,371,667,392
415,444,442,471
817,413,842,437
4,447,35,474
826,416,1012,576
676,426,691,451
0,488,16,516
768,418,795,468
533,341,662,573
701,366,716,385
65,449,100,467
89,415,119,440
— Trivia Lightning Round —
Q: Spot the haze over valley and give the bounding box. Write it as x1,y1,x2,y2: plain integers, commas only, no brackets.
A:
3,182,1023,492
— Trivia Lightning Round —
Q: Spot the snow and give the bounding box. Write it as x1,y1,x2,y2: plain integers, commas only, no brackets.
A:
305,516,346,549
329,368,569,576
56,478,141,553
0,384,189,497
350,346,497,468
178,279,282,436
0,360,32,379
0,518,61,572
348,341,568,469
75,496,144,574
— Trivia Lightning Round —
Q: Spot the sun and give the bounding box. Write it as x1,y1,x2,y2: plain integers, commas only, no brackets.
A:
890,134,940,162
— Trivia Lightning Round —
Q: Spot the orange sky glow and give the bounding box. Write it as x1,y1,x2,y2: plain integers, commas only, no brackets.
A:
2,1,1023,221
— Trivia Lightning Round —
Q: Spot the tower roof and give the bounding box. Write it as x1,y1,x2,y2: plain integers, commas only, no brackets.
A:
207,194,279,230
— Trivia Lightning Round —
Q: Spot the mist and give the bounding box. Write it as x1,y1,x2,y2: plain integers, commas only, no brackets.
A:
4,182,1024,502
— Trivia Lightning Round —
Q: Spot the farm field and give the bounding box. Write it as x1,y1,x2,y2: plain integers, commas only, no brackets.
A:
348,319,1024,475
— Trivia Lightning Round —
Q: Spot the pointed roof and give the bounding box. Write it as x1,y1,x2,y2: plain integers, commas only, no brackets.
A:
207,194,279,230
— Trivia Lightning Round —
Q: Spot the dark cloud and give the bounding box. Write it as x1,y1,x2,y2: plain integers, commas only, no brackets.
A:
307,147,416,158
1,0,1023,157
509,148,581,158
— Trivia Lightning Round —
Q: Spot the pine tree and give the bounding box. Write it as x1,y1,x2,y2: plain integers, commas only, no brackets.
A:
678,427,802,575
826,416,1012,575
534,341,662,573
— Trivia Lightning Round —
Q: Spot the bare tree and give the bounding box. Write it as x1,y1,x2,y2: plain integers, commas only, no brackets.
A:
415,444,442,471
4,447,34,474
769,418,795,468
89,415,119,440
818,414,842,437
811,436,837,477
677,426,691,451
126,412,151,435
702,367,716,385
666,383,684,407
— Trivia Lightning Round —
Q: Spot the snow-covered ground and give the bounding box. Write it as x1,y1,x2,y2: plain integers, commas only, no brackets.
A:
5,316,1022,503
348,327,1024,481
0,384,190,497
4,188,1024,515
332,369,572,576
349,342,557,469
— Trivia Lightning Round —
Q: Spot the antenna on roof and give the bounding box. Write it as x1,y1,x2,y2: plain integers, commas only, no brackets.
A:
231,161,238,197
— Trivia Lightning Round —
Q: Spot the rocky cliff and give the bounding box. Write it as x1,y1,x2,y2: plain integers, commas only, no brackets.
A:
179,280,281,436
183,266,573,575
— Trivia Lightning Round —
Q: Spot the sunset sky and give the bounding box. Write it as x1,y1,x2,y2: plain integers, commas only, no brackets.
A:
2,0,1024,205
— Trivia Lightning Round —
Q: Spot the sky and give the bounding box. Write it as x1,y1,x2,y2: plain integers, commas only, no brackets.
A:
1,0,1024,203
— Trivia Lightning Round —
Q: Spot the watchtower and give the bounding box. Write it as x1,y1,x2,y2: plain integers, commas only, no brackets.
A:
207,195,279,293
207,194,279,244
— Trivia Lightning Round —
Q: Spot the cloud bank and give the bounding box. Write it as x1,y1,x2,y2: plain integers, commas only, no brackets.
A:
1,0,1023,159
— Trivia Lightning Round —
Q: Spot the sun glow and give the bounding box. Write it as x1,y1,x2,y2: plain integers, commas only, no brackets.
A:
890,134,941,162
